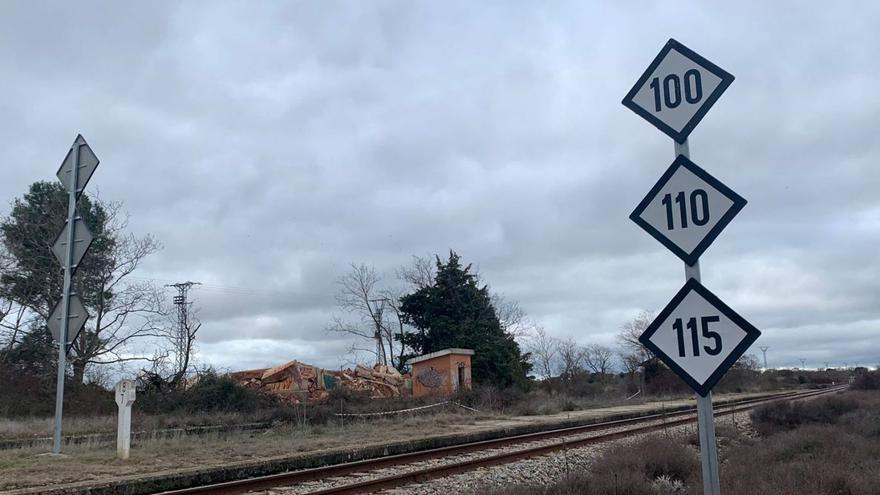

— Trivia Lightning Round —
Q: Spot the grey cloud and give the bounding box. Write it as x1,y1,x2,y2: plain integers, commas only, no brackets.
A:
1,1,878,372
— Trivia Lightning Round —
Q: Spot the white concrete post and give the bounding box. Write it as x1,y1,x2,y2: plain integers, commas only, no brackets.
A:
115,379,136,460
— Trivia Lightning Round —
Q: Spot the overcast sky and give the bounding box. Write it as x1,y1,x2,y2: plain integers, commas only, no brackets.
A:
2,2,878,373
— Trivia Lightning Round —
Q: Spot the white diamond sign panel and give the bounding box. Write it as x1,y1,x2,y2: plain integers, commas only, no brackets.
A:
630,155,746,266
639,279,760,396
47,294,89,347
51,214,94,269
56,134,99,199
622,39,734,143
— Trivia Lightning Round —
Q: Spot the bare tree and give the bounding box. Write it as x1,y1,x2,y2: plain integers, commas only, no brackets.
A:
619,352,643,376
0,188,164,381
492,294,534,339
556,337,585,381
0,242,38,354
396,255,435,291
583,343,615,376
327,263,395,367
380,287,416,371
526,326,558,379
63,202,165,384
166,296,201,388
618,310,654,361
617,310,655,380
0,300,34,355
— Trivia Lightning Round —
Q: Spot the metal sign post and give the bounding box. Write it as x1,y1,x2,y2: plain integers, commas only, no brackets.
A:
51,135,99,454
681,139,718,495
623,40,760,495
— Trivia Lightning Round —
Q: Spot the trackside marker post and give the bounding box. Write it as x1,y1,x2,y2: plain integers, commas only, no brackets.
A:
115,379,136,460
623,40,760,495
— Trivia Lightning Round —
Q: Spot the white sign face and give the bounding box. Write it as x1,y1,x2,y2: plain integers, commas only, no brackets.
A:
630,155,746,266
639,279,760,396
622,39,734,143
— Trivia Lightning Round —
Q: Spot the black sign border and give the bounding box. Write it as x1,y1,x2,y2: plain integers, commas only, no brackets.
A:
630,154,747,267
639,278,761,397
622,38,735,144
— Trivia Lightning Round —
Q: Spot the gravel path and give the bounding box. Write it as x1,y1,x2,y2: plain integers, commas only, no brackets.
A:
384,414,753,495
245,389,835,495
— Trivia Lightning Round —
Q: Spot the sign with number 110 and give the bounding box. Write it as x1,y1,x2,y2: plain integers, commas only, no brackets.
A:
630,155,746,266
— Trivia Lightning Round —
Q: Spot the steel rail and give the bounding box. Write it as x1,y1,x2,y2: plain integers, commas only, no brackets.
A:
304,386,845,495
160,386,844,495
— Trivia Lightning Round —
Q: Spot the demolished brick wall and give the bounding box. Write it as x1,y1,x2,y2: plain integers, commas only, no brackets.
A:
228,361,411,403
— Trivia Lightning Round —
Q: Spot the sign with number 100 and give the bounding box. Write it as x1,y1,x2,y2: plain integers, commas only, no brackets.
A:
649,69,703,112
622,38,735,143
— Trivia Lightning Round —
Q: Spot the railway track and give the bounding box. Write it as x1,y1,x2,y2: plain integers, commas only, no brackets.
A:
161,386,846,495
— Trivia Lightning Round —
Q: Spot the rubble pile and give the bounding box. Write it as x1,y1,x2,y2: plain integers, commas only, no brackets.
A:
227,361,410,403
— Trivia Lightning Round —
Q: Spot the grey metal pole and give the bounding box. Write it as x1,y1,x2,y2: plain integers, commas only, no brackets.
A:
675,139,721,495
53,141,81,454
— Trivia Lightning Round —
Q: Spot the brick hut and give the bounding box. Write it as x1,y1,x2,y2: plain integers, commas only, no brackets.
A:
407,348,474,398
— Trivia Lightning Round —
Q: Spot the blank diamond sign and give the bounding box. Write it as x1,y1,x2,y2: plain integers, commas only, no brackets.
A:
51,214,94,269
630,155,746,266
56,134,99,199
639,279,761,396
47,294,89,347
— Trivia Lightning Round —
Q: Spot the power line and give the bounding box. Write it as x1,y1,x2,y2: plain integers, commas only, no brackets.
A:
131,276,282,296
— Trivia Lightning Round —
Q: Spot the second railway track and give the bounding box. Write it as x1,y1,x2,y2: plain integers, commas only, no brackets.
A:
161,385,846,495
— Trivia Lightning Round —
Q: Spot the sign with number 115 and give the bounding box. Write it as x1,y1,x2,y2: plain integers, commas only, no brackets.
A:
639,279,760,396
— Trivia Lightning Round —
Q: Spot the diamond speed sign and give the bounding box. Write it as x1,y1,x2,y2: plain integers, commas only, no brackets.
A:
639,279,760,397
622,39,734,144
47,294,89,347
630,155,746,266
57,134,99,199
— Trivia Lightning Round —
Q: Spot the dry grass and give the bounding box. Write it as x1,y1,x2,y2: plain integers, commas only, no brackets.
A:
0,410,486,491
489,390,880,495
0,410,280,439
0,416,117,439
0,390,782,491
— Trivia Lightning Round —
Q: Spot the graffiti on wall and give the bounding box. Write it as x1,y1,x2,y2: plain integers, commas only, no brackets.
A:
417,368,445,388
